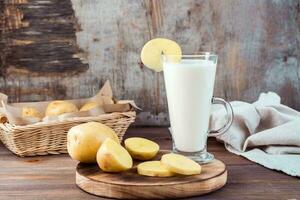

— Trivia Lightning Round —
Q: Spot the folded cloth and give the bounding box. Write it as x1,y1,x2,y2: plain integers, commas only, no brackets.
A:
210,92,300,177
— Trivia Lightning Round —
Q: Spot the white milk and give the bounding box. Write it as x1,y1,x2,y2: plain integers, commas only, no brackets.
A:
163,59,217,152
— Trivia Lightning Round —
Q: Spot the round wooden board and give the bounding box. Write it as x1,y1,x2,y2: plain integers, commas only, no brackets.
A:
76,151,227,199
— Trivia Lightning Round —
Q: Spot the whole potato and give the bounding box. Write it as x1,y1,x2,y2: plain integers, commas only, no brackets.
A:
80,101,100,111
22,106,43,120
67,122,119,163
45,100,78,116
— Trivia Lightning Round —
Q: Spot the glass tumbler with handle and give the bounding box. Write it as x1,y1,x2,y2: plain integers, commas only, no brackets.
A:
163,53,233,163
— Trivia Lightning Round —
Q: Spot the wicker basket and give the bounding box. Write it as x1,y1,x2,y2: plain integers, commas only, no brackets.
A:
0,111,135,157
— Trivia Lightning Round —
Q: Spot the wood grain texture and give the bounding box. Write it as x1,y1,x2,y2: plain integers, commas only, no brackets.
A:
0,127,299,200
76,156,227,199
0,0,89,102
1,0,300,125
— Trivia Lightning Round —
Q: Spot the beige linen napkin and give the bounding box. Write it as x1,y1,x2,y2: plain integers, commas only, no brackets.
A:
210,92,300,177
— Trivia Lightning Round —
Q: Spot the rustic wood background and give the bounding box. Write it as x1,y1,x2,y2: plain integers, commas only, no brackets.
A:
0,0,299,125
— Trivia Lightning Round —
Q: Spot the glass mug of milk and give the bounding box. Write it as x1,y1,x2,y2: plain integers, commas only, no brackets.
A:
163,53,233,163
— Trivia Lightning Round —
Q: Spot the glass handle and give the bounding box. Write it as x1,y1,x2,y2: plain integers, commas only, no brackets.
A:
208,97,234,137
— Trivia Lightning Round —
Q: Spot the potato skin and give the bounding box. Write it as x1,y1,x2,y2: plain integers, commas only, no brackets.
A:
67,122,119,163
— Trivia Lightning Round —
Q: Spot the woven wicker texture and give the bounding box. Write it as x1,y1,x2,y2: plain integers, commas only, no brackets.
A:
0,111,136,157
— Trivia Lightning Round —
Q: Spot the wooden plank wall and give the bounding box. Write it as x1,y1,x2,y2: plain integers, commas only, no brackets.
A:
0,0,299,125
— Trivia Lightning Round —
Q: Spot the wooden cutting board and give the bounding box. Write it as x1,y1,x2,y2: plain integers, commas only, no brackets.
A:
76,151,227,199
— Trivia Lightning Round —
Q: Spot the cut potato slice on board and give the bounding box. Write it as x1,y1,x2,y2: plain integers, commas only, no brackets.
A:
125,137,159,160
97,138,133,172
161,153,201,175
137,161,174,177
141,38,182,72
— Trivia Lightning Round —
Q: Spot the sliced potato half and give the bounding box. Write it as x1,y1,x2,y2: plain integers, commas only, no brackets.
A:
97,138,133,172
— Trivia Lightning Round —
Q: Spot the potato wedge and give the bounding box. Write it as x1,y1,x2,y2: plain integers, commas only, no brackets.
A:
125,137,159,160
97,138,133,172
137,161,174,177
161,153,201,175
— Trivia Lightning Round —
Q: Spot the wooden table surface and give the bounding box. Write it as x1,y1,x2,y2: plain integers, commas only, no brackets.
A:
0,127,299,200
